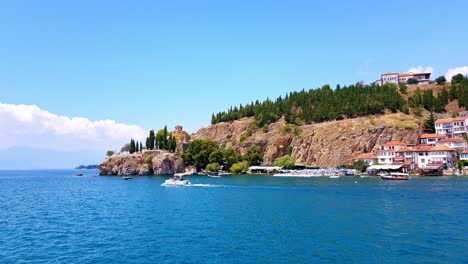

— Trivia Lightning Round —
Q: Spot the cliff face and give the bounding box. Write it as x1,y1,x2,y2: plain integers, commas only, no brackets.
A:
99,150,184,176
192,113,423,168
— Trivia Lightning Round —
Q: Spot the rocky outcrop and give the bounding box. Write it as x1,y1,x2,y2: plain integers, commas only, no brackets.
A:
192,113,423,168
99,150,185,176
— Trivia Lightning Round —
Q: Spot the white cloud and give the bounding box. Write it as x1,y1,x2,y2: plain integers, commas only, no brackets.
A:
0,103,146,152
445,66,468,81
407,66,434,74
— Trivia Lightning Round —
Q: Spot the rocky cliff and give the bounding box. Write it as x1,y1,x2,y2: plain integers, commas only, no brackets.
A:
99,150,185,176
192,113,423,168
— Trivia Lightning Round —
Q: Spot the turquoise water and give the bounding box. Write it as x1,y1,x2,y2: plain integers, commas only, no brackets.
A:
0,170,467,263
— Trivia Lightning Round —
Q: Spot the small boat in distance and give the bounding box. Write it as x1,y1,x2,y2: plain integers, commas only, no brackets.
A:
207,171,232,177
161,175,191,186
75,173,84,176
330,175,340,179
379,172,409,180
123,175,133,180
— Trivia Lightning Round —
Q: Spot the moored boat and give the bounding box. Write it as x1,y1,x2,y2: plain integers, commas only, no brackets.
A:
379,172,409,180
123,175,133,180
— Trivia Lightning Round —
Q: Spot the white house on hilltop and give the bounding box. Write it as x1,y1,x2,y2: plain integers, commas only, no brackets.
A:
376,72,431,86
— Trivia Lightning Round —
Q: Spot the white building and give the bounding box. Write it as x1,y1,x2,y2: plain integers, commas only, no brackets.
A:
434,117,468,137
436,137,467,151
419,133,447,145
416,145,457,169
460,151,468,161
377,72,432,86
376,141,409,164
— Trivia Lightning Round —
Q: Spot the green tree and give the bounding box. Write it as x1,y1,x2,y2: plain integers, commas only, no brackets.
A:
163,126,168,150
243,146,263,166
435,76,446,85
106,150,114,157
140,142,143,152
274,155,296,169
155,128,166,150
398,83,407,94
352,159,369,172
222,147,240,171
407,78,419,85
148,130,155,150
182,139,220,170
230,161,249,174
209,150,223,166
205,162,221,172
452,73,465,84
129,139,136,154
424,112,436,133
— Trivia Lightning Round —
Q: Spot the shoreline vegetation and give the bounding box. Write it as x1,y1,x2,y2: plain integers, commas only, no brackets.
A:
101,75,468,177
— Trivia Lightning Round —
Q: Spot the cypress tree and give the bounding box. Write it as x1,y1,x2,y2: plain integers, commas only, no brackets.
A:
149,130,155,150
163,126,168,150
424,112,436,133
140,142,143,153
129,139,136,154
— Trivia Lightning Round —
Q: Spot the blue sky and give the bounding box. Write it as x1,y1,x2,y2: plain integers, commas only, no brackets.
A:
0,0,467,168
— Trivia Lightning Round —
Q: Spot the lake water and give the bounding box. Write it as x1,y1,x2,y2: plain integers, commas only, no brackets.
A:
0,170,467,263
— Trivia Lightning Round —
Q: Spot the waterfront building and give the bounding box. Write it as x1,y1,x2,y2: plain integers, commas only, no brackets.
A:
435,137,467,151
376,141,408,164
419,133,447,145
416,145,457,169
434,117,468,137
460,151,468,161
376,72,432,86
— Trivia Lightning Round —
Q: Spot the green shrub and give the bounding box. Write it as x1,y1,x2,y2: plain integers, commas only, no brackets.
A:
205,163,221,172
274,155,296,169
230,161,249,174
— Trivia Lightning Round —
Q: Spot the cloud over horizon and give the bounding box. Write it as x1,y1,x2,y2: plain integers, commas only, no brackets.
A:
0,103,147,152
407,66,434,74
445,66,468,81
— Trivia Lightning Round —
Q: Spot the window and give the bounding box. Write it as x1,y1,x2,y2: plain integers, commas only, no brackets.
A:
421,159,425,163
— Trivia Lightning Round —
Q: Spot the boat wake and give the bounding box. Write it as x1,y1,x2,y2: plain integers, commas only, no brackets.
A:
189,184,223,187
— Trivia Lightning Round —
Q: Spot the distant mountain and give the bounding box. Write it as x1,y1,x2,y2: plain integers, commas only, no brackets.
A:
75,164,100,170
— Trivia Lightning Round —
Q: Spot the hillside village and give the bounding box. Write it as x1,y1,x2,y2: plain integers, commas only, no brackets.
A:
356,116,468,175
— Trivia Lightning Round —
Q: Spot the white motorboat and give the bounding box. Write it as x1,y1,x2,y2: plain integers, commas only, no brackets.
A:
329,175,340,179
161,175,192,186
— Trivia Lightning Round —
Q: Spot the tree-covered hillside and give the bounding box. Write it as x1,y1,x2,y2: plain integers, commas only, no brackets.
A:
211,74,468,127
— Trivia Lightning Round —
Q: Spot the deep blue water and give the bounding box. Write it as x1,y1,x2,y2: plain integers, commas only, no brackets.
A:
0,170,467,264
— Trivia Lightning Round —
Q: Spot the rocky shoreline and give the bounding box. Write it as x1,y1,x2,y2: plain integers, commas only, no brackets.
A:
99,150,184,176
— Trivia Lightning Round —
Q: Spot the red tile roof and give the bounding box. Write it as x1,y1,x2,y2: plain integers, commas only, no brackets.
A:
415,144,433,152
437,138,465,143
434,118,455,124
430,145,456,151
395,147,413,152
383,141,408,146
434,117,468,124
419,133,447,139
